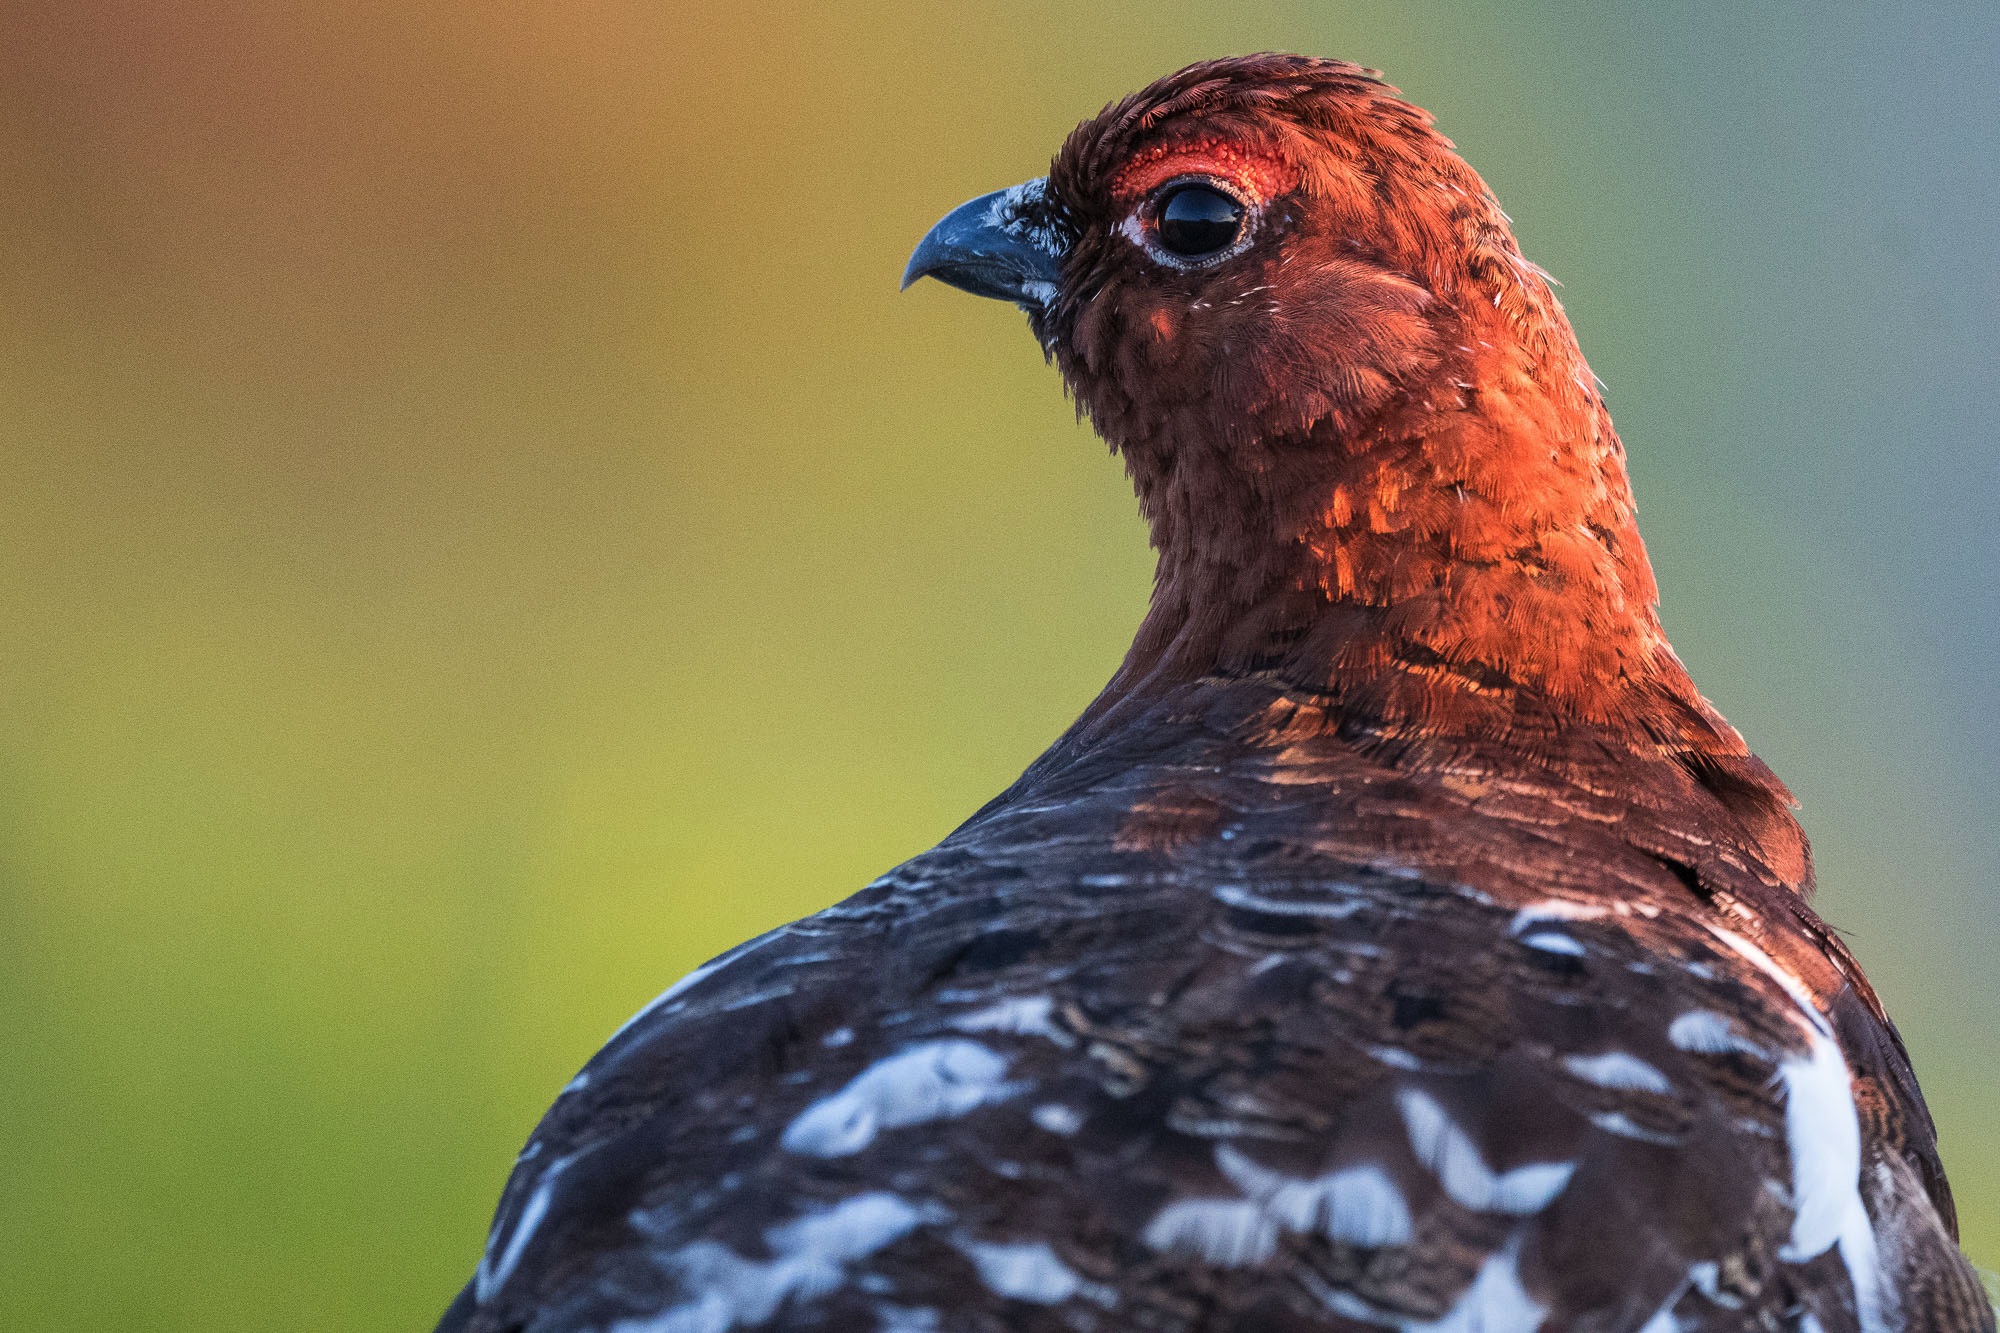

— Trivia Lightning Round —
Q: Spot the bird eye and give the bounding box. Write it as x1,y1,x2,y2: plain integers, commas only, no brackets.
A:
1155,184,1245,258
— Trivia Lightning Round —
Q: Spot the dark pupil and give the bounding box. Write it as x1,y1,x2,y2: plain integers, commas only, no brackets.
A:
1156,185,1243,257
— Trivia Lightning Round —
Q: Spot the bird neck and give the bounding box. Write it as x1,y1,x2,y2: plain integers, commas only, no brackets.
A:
1106,302,1713,750
1031,302,1811,892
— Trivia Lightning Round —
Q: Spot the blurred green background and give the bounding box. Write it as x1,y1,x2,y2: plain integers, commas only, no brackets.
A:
2,2,1994,1327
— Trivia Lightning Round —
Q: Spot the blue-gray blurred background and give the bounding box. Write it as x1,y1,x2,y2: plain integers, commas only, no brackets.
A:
1,3,1993,1327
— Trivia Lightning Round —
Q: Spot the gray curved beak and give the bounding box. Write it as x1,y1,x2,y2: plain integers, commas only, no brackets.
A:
902,178,1062,310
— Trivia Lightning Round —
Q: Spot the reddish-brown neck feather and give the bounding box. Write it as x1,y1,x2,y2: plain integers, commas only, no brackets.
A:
1122,280,1675,731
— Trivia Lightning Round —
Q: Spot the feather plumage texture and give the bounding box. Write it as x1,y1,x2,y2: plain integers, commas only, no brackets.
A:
437,55,1988,1333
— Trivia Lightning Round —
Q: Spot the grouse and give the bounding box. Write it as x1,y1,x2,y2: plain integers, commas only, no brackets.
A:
437,55,1990,1333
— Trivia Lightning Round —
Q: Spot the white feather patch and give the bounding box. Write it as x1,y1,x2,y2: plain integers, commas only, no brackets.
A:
1142,1145,1415,1266
1030,1103,1084,1136
1520,930,1588,957
950,995,1059,1039
611,1193,930,1333
1699,925,1889,1333
1217,1147,1416,1249
1778,1033,1889,1331
1666,1009,1768,1058
955,1239,1109,1306
1410,1237,1546,1333
1510,900,1610,932
1589,1111,1679,1145
1142,1198,1278,1266
1214,882,1368,919
475,1149,578,1302
781,1040,1020,1158
1562,1051,1673,1094
1397,1089,1576,1215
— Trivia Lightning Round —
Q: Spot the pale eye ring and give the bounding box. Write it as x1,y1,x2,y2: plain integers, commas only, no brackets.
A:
1128,177,1256,269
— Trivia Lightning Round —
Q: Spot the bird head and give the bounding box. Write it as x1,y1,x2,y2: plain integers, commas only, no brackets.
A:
906,57,1541,462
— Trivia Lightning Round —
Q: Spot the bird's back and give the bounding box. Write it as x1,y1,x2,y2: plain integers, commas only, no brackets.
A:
442,677,1987,1333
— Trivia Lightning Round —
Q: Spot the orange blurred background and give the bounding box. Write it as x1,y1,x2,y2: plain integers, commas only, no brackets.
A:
3,3,1994,1327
